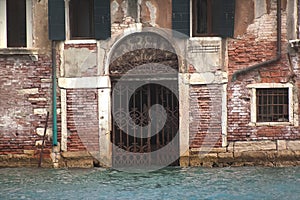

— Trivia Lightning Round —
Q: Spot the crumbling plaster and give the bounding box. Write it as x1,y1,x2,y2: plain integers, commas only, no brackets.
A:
32,0,51,54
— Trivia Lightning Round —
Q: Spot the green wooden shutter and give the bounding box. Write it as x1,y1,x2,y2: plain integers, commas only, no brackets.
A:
172,0,190,37
94,0,111,40
48,0,65,40
212,0,235,38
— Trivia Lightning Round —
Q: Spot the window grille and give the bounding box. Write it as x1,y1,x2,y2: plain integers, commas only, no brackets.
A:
256,88,289,122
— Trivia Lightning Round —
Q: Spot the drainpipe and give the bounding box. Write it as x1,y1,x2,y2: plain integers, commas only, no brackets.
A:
52,40,58,146
231,0,282,81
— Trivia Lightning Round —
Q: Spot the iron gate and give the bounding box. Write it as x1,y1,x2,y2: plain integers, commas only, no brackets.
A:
111,81,179,169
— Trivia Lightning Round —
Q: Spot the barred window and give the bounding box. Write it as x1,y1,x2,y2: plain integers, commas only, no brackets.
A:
256,88,289,122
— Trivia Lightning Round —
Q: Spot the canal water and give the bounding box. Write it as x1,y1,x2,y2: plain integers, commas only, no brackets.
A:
0,166,299,200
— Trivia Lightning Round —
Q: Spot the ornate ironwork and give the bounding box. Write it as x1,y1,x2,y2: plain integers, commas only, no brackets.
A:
109,32,178,76
112,81,179,168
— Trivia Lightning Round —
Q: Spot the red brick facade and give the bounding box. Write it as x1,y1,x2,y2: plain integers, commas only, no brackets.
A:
227,0,300,142
189,85,223,148
66,89,99,152
0,54,53,158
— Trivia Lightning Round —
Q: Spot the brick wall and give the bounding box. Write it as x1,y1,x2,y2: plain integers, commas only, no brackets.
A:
189,84,223,148
227,0,300,142
0,54,53,157
66,89,99,152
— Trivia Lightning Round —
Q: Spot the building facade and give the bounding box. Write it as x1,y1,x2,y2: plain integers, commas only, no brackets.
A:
1,0,300,168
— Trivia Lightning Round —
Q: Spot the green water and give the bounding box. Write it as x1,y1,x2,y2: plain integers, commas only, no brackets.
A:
0,167,299,200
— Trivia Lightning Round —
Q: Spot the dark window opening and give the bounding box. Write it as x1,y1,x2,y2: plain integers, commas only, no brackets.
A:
192,0,235,37
193,0,213,36
7,0,27,47
256,88,289,122
194,0,212,34
69,0,94,39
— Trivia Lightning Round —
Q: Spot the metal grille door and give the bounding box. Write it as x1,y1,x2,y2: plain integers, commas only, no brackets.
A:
112,81,179,170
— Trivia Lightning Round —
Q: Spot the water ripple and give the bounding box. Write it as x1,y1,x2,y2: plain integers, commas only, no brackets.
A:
0,166,299,200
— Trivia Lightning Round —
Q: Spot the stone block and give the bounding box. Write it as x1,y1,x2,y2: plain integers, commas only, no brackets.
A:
28,97,47,101
287,140,300,151
35,140,43,147
227,142,234,152
202,162,214,168
23,150,35,156
265,151,277,160
63,48,96,77
275,161,298,167
277,140,287,150
179,156,190,167
66,159,93,168
234,151,269,161
36,128,52,137
276,150,296,160
189,158,216,168
234,140,276,152
209,148,227,153
190,147,226,154
190,73,215,85
294,151,300,159
199,153,218,159
34,108,48,115
18,88,39,95
61,151,91,159
189,156,202,167
218,152,234,159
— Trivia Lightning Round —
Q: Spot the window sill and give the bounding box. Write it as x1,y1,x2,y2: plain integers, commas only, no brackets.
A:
249,122,292,126
0,48,39,61
0,48,38,55
189,37,222,41
64,40,97,45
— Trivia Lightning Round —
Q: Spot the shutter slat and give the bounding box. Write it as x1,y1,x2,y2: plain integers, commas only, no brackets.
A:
172,0,190,37
94,0,111,40
212,0,235,38
48,0,65,40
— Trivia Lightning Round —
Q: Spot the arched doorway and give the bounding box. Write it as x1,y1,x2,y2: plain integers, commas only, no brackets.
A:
109,32,179,170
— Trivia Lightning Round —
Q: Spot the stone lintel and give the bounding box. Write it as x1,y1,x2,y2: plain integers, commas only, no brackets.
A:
58,76,111,89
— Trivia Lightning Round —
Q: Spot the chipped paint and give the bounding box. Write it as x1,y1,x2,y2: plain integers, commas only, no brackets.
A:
111,0,120,17
145,1,157,26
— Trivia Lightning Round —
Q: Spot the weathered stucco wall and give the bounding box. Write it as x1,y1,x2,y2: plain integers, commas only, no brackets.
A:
33,0,51,54
63,44,98,77
111,0,171,35
140,0,171,28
